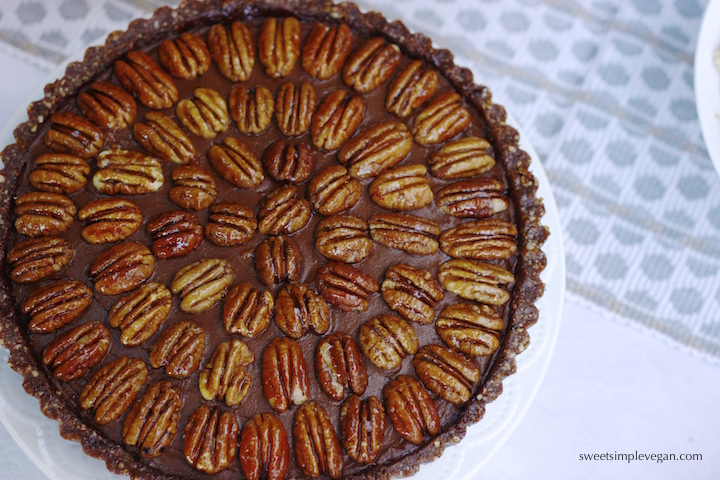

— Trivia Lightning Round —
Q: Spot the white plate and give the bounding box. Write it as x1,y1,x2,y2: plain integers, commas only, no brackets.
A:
0,53,565,480
696,0,720,177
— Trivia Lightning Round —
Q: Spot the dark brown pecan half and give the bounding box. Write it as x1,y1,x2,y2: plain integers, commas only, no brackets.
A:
435,178,510,218
208,136,264,188
369,164,433,211
315,215,372,263
258,17,301,78
307,165,361,216
384,375,440,445
275,283,330,339
358,314,418,369
133,111,195,164
258,185,312,235
381,264,444,325
339,395,384,464
123,381,182,458
223,282,274,338
150,320,206,378
146,210,203,258
438,259,514,305
275,81,317,137
169,165,217,211
302,23,354,80
413,344,481,404
199,339,254,406
77,81,137,130
343,37,400,93
310,90,365,151
114,50,178,109
78,198,142,244
255,235,302,286
42,322,110,381
205,203,257,246
263,139,314,184
386,60,438,118
108,282,172,346
184,405,239,474
89,241,154,295
207,21,254,82
262,337,310,412
158,32,211,79
316,262,379,312
293,402,343,479
429,137,496,179
368,213,440,255
239,413,290,480
29,153,90,194
7,237,72,284
440,219,518,260
316,333,367,400
14,191,76,238
412,92,470,145
177,87,230,138
44,112,103,159
79,356,148,425
338,121,412,180
21,280,92,333
93,149,164,195
436,303,504,357
229,84,275,135
170,258,234,314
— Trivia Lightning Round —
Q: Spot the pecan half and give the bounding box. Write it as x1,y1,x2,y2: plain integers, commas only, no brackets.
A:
293,402,343,479
382,264,444,325
146,210,203,258
223,282,274,338
208,136,264,188
384,375,440,445
435,178,510,218
255,235,302,286
207,21,254,82
413,344,481,404
262,337,310,412
436,303,504,357
412,92,470,145
275,283,330,339
171,258,234,314
338,121,412,180
263,139,314,184
169,165,217,211
79,356,148,425
358,314,418,369
123,381,182,458
369,164,433,211
77,81,137,130
316,333,367,400
440,219,518,260
368,213,440,255
30,153,89,194
115,50,178,109
429,137,496,179
302,23,354,80
150,320,206,378
316,262,379,312
339,395,384,464
90,241,154,295
239,413,290,480
134,111,195,164
158,32,211,79
438,259,514,305
199,339,254,406
205,203,257,246
258,185,311,235
258,17,301,78
44,112,103,159
42,322,110,381
343,37,400,93
275,81,317,137
78,198,143,244
229,84,275,135
7,237,73,283
21,280,92,333
184,405,239,474
177,87,230,138
108,282,172,346
93,149,164,195
14,191,76,237
386,60,438,118
315,215,372,263
307,165,361,216
310,90,365,151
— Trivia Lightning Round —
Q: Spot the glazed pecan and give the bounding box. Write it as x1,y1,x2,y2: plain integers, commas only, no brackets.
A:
255,235,302,286
258,17,301,78
208,136,264,188
21,280,92,333
205,203,257,246
258,185,311,235
207,21,254,82
262,337,310,412
384,375,440,445
146,210,203,258
239,413,290,480
343,37,400,93
123,381,182,458
316,333,367,400
223,282,274,338
293,402,343,479
274,283,330,339
315,215,372,263
108,282,172,346
229,84,275,135
7,237,72,283
275,81,317,137
316,262,379,312
337,121,412,180
339,395,384,464
368,164,433,211
184,405,239,474
429,137,496,179
263,139,314,184
14,191,76,237
158,32,211,79
169,165,217,211
435,178,510,218
170,258,234,314
440,219,518,260
77,81,137,130
381,264,444,324
78,198,142,244
386,60,438,118
89,241,154,295
436,303,504,357
93,149,164,195
29,153,89,194
438,259,514,305
302,23,353,80
176,87,230,138
413,344,481,404
368,213,440,255
133,111,195,164
310,90,365,151
358,314,418,369
44,112,103,159
79,356,148,425
114,50,178,109
412,92,470,145
42,322,110,381
199,339,254,406
307,165,361,216
150,320,206,378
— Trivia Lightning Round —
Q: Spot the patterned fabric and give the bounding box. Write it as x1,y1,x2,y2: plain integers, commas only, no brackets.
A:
1,0,719,357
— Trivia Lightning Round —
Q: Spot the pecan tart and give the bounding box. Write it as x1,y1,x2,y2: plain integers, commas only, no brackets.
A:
0,1,548,479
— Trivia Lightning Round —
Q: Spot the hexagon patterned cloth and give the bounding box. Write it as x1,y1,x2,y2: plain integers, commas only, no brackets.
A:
1,0,719,358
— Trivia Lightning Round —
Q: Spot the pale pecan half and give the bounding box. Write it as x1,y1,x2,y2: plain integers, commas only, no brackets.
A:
21,280,92,333
134,111,195,164
262,337,310,413
123,380,182,458
315,215,372,263
337,121,412,180
44,112,104,159
90,241,154,295
78,198,142,244
382,264,444,324
293,402,343,479
368,213,440,255
79,356,148,425
158,32,211,79
208,136,264,188
207,21,254,82
429,137,496,179
199,339,254,406
93,149,164,195
386,60,438,118
42,322,110,381
302,23,354,80
275,81,317,137
436,303,504,357
258,185,311,235
239,413,290,480
316,333,367,401
358,314,418,369
115,50,178,109
184,405,239,474
413,344,481,404
440,219,518,260
412,92,470,145
205,203,257,246
438,259,514,305
177,87,230,138
343,37,400,93
339,395,384,464
108,282,172,346
307,165,361,216
171,258,234,314
275,283,330,339
263,139,314,184
77,81,137,130
223,282,274,338
229,84,275,135
310,90,365,151
435,178,510,218
169,165,217,211
369,164,433,211
29,153,89,194
150,320,206,378
7,237,72,283
384,375,440,445
258,17,301,78
146,210,203,258
14,191,76,237
255,235,302,286
316,262,379,312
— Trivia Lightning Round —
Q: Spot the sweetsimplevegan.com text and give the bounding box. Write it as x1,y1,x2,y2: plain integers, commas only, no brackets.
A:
579,451,702,464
